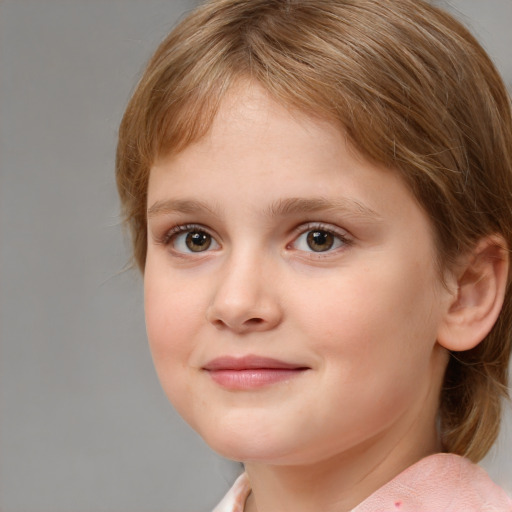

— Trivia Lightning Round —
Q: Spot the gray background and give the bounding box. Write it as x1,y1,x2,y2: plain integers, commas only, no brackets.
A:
0,1,511,511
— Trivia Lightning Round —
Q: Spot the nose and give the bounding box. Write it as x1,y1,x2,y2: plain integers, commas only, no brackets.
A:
206,252,283,334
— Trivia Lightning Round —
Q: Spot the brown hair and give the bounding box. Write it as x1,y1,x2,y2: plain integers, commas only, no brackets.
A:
116,0,512,461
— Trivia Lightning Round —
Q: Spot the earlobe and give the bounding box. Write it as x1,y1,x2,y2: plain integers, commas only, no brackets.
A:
437,235,509,352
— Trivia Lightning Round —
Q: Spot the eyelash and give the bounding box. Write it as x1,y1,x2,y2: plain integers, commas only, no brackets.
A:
159,222,352,255
160,224,210,246
289,222,352,254
158,223,220,256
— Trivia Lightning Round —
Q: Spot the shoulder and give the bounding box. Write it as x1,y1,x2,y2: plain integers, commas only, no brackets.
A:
352,453,512,512
212,455,511,512
212,473,251,512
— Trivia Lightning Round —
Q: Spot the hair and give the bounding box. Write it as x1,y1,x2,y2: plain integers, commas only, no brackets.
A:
116,0,512,462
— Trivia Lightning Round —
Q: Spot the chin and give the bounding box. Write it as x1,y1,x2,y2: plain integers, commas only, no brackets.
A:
198,421,299,464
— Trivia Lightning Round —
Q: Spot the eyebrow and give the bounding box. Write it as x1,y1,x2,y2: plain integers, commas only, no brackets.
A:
147,196,382,222
147,199,220,218
264,197,382,221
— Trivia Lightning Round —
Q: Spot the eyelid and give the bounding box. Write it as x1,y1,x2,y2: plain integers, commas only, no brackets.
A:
291,221,351,239
155,221,351,255
159,223,220,251
288,222,353,252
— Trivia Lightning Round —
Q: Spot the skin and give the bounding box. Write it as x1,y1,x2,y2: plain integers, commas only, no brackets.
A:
144,82,455,512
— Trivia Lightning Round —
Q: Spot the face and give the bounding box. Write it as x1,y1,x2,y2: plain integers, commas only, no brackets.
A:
145,83,451,466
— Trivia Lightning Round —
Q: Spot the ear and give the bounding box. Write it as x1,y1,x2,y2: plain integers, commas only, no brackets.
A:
437,235,509,352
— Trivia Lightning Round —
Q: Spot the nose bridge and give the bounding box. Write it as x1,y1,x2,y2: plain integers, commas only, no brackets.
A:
207,244,281,332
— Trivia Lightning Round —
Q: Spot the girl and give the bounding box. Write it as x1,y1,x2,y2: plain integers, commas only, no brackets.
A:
116,1,512,510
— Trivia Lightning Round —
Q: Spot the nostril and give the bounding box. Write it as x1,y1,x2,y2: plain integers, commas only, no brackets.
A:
210,317,264,330
245,318,264,325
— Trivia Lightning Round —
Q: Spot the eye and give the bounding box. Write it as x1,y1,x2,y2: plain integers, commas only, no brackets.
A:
292,227,348,253
166,225,220,254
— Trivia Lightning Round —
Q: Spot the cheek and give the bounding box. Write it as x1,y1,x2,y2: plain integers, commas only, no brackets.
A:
294,260,441,377
144,265,204,371
144,269,207,426
296,267,441,442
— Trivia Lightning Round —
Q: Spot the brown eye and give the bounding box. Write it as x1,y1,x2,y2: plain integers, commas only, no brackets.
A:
168,225,220,254
185,231,212,252
306,230,335,252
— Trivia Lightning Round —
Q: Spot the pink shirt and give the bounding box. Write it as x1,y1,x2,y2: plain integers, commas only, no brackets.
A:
213,454,512,512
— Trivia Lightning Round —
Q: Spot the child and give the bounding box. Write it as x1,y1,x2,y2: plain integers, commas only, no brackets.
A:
116,0,512,510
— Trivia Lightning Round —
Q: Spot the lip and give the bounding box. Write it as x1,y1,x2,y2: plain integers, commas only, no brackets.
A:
202,355,310,390
203,355,307,371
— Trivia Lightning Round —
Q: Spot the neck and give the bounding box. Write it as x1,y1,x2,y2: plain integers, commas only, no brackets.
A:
245,427,441,512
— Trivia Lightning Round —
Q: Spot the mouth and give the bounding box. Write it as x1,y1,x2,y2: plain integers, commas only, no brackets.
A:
202,355,310,390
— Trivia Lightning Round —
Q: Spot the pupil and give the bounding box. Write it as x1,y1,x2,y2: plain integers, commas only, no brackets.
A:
307,230,334,252
186,231,211,252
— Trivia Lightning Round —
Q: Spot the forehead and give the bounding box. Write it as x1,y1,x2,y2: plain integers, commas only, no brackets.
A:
149,82,421,225
157,81,344,166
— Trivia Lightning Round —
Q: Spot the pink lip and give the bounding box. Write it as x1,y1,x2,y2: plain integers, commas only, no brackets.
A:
202,356,309,390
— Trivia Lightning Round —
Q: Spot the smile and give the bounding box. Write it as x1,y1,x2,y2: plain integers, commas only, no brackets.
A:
202,356,310,390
